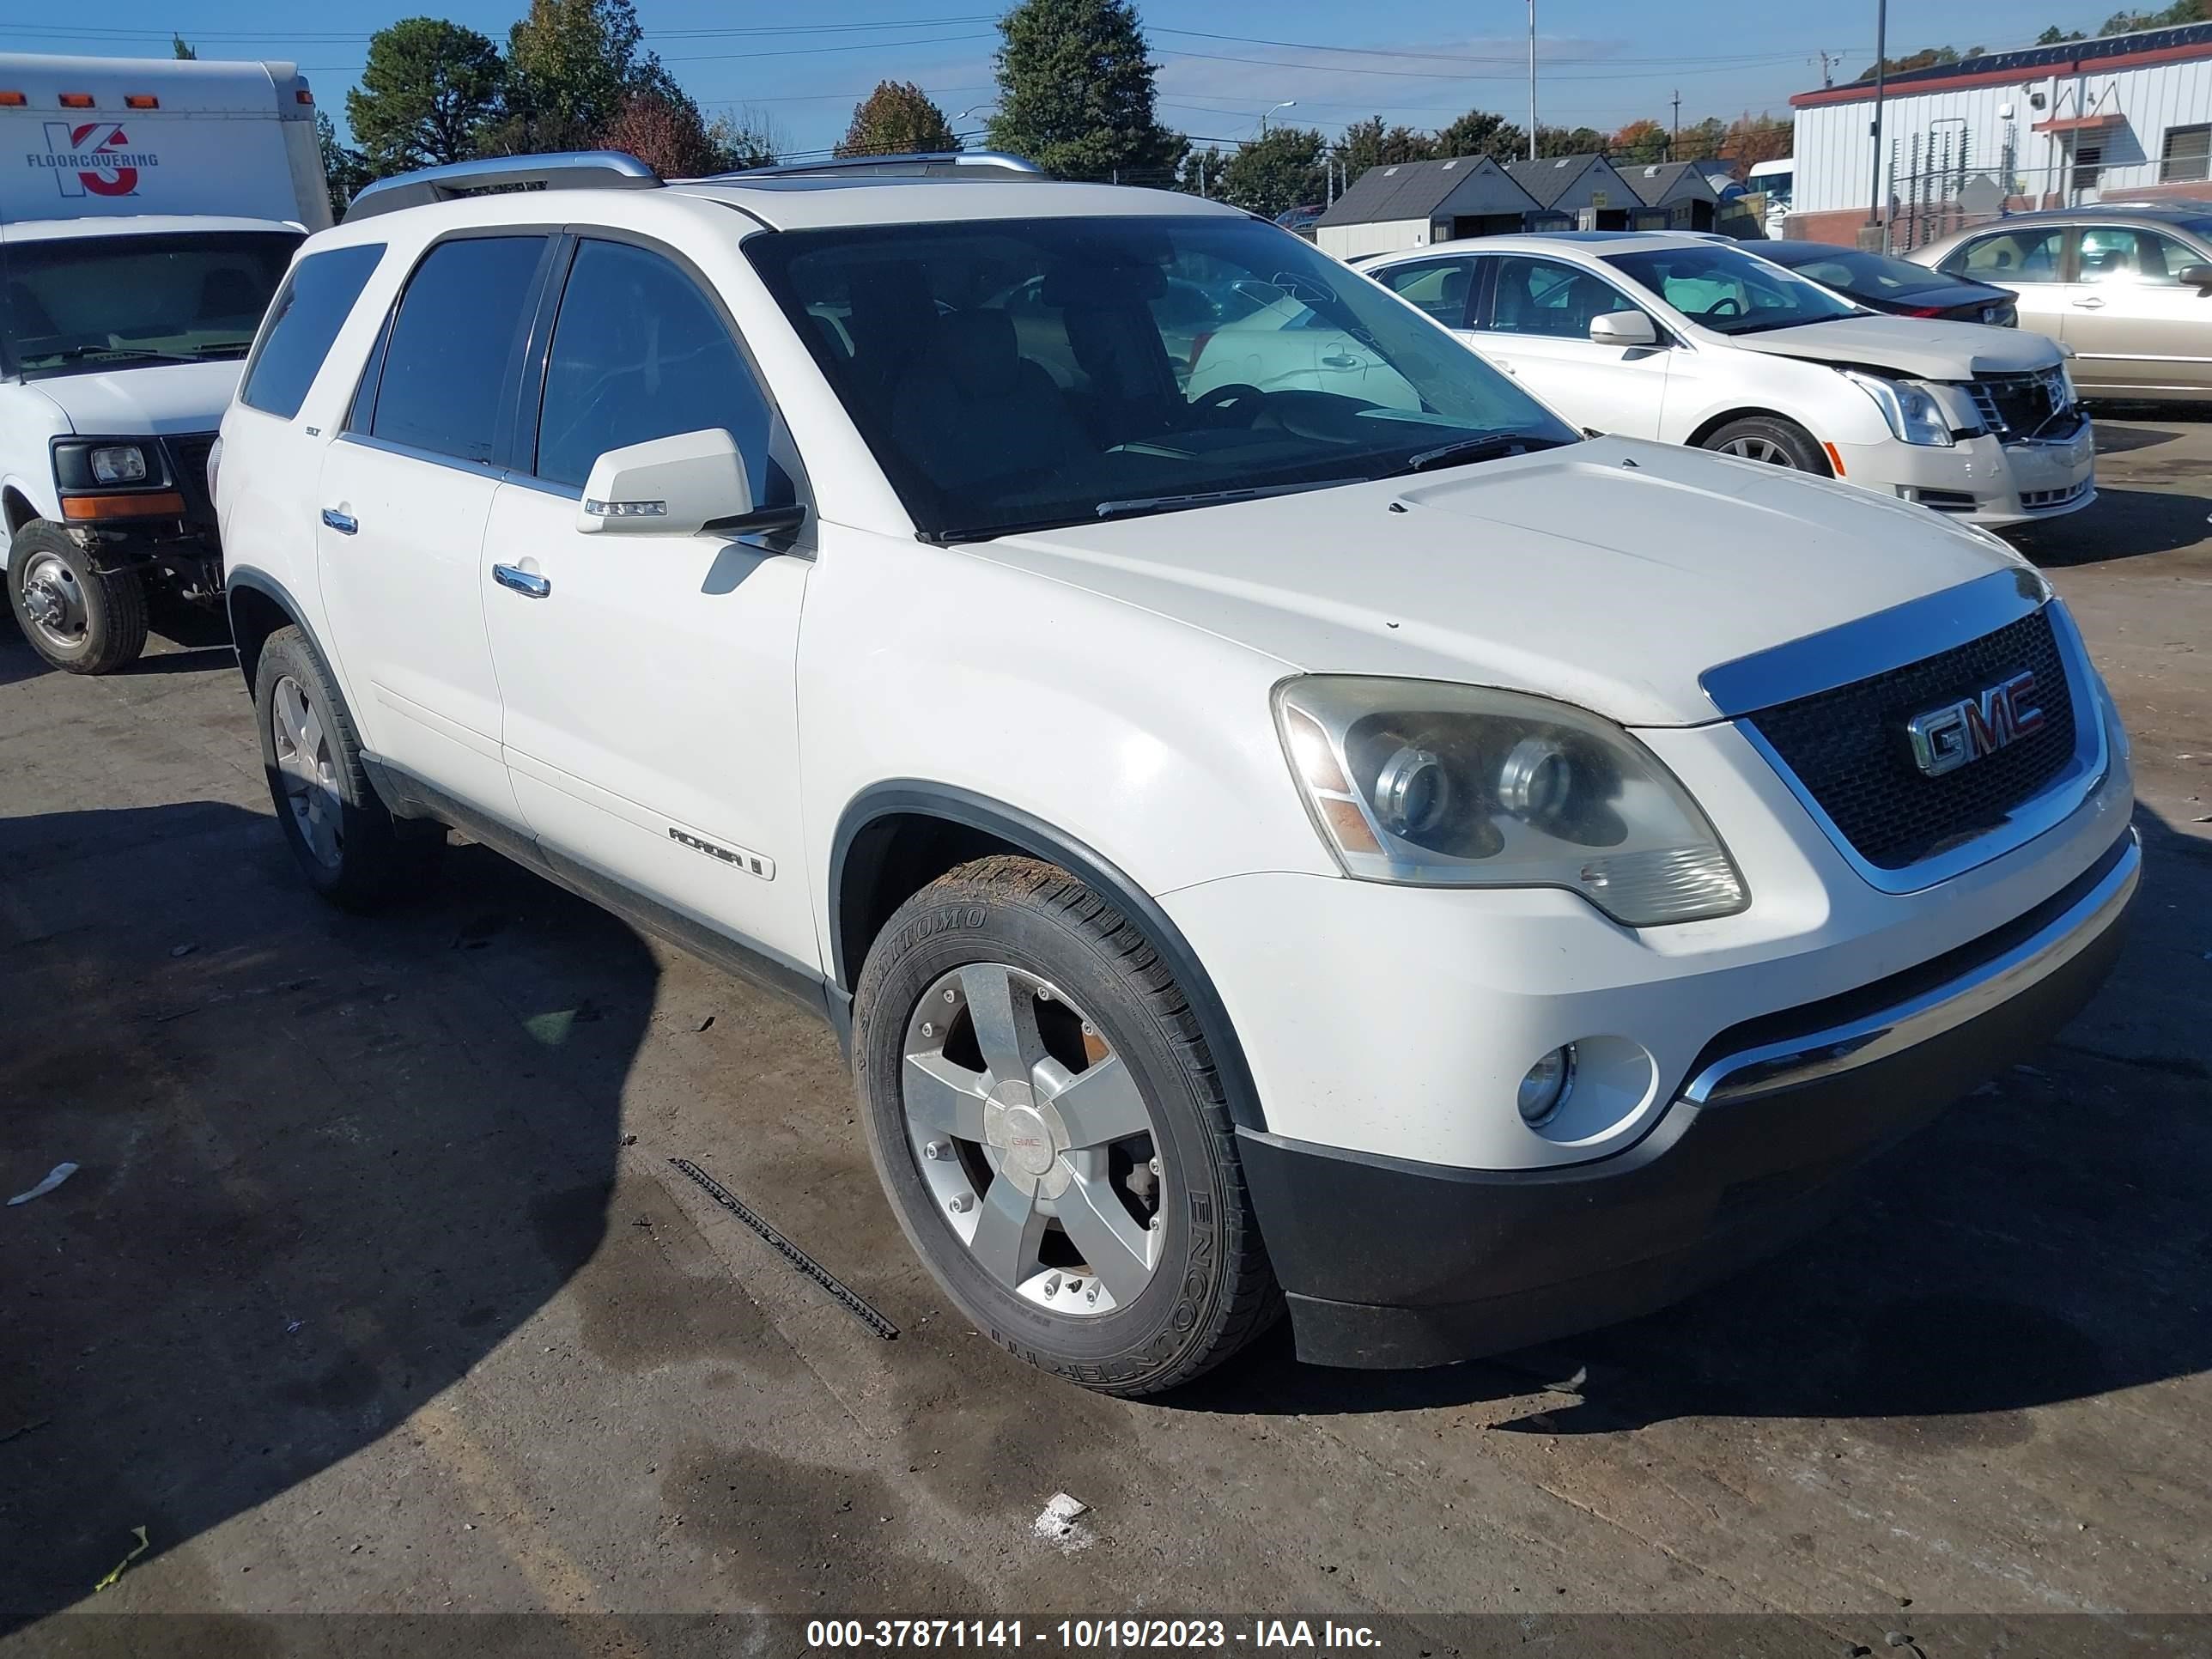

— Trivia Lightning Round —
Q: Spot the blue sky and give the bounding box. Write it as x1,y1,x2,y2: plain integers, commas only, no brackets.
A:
3,0,2127,158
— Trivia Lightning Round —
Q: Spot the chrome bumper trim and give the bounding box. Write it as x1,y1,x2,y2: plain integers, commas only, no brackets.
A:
1685,827,2140,1107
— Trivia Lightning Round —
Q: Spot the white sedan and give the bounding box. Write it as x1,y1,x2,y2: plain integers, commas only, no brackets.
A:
1197,231,2096,527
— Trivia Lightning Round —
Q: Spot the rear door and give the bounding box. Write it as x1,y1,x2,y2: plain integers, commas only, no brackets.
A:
314,232,552,822
1468,253,1669,437
2062,223,2212,396
1939,226,2069,356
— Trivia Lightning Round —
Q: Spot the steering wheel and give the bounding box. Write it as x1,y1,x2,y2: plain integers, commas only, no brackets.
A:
1194,382,1267,426
1704,296,1745,319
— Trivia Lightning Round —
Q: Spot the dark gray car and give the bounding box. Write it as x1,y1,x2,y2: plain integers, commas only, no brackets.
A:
1908,205,2212,401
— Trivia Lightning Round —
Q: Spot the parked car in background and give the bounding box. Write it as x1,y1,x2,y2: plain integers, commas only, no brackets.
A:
1753,240,2018,325
1340,232,2094,526
1908,206,2212,403
1273,204,1324,240
0,53,325,673
218,154,2136,1395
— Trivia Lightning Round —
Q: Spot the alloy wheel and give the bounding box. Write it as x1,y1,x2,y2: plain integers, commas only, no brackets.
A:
900,962,1164,1317
1717,435,1798,466
270,674,343,871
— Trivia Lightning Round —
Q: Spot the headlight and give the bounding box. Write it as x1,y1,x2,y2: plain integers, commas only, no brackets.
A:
1841,369,1955,447
88,444,149,484
2058,354,2080,407
1274,677,1748,927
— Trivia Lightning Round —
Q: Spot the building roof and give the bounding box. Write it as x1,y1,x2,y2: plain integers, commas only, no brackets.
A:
1315,154,1538,228
1790,20,2212,108
1504,153,1628,209
1621,161,1721,207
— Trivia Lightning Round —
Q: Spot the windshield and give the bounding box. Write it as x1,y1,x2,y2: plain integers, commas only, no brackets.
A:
1764,244,1962,297
1,231,301,378
1602,244,1864,335
744,215,1577,540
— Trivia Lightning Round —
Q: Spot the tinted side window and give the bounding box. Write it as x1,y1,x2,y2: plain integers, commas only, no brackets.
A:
1948,229,2063,284
240,243,384,419
533,240,772,490
1376,258,1475,325
368,236,547,464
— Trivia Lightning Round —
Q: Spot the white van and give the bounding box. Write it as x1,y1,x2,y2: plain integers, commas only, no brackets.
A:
1,54,326,672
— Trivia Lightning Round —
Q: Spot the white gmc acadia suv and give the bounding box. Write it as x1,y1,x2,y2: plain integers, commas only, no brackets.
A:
214,151,2140,1395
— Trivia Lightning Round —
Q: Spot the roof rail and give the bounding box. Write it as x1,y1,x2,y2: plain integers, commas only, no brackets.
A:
344,151,660,222
714,151,1047,181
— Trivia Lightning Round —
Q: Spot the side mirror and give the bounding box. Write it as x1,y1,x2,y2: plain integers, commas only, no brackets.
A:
575,428,804,538
2178,263,2212,294
1589,310,1659,348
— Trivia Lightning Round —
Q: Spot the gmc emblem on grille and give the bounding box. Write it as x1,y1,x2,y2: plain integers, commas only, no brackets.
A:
1905,671,2045,777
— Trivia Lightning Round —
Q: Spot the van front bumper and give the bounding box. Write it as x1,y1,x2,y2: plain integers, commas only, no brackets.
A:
1238,826,2138,1370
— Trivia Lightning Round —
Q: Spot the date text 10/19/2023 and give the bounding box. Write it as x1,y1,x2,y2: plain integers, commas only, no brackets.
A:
805,1620,1384,1650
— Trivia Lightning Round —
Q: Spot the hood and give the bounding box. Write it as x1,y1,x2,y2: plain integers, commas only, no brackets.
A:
974,438,2019,726
23,360,243,436
1723,314,2059,380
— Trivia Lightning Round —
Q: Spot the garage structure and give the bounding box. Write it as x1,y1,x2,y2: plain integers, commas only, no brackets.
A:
1622,161,1723,230
1313,155,1540,260
1787,21,2212,245
1504,154,1637,229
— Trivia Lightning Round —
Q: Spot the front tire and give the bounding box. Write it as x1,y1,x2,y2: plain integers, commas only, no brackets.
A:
6,521,148,674
854,855,1279,1395
253,625,439,910
1699,415,1830,473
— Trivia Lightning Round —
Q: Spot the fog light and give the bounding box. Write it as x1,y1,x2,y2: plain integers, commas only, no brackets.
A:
1517,1045,1577,1125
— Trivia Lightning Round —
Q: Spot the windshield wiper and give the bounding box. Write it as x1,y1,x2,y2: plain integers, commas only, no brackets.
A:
1397,432,1575,473
1093,478,1361,520
182,340,255,358
33,344,191,367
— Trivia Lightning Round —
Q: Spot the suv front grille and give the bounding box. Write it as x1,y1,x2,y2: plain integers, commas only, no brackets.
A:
1744,608,2078,870
164,433,219,527
1966,368,2078,442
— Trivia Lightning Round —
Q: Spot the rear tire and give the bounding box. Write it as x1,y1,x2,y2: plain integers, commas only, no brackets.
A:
854,855,1280,1395
6,521,148,674
253,625,439,911
1699,416,1830,474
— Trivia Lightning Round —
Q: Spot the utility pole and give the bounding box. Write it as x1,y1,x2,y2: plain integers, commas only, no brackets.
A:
1818,48,1836,88
1528,0,1539,160
1868,0,1889,250
1671,89,1680,155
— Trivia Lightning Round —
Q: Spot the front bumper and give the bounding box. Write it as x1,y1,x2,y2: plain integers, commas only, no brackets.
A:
1237,826,2138,1369
1836,424,2097,527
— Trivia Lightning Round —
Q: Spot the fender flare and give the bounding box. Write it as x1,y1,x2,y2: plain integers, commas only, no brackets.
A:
223,568,319,694
829,781,1268,1133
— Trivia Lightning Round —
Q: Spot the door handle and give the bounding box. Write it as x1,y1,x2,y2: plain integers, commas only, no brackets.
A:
1321,352,1362,368
492,563,551,599
2072,296,2106,309
320,507,357,535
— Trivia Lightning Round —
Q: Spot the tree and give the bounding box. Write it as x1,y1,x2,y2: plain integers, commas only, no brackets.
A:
988,0,1185,182
495,0,662,154
836,81,959,158
601,88,728,176
1717,112,1791,172
1611,118,1668,163
2097,0,2204,28
1674,116,1729,163
346,18,505,173
1433,107,1525,162
1334,115,1434,180
1213,126,1329,220
1854,46,1960,80
708,110,782,171
1537,124,1607,157
172,34,197,59
315,110,373,222
2038,24,2088,40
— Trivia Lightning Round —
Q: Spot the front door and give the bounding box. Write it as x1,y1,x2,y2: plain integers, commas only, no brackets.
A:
313,233,551,822
2062,223,2212,396
1468,253,1670,437
478,236,819,973
1941,225,2069,361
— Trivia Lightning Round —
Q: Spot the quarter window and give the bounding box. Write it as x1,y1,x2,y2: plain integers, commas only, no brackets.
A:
363,235,547,465
1948,229,2063,284
240,243,383,419
533,240,772,491
1374,258,1476,325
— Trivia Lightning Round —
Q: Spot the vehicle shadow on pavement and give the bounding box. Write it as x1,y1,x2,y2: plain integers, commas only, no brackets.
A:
0,801,651,1633
1182,805,2211,1439
2017,488,2212,568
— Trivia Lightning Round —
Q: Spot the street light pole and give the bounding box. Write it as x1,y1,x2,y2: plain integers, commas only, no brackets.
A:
1261,100,1296,137
1528,0,1538,161
1868,0,1888,250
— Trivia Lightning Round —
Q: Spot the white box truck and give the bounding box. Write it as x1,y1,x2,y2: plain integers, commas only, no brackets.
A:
1,53,327,672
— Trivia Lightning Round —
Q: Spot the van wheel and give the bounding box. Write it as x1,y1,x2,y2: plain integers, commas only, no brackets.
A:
6,521,148,674
853,855,1280,1395
1701,416,1830,473
253,625,440,910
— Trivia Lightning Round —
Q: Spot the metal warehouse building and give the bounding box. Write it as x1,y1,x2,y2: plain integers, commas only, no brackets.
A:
1788,21,2212,245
